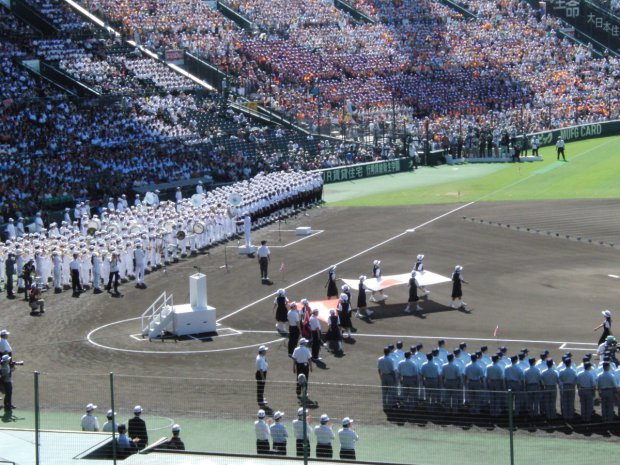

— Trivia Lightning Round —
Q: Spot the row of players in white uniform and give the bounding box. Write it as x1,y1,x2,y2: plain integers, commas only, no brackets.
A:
1,171,323,293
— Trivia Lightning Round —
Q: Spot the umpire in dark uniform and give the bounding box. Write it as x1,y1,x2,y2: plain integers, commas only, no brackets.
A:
128,405,148,450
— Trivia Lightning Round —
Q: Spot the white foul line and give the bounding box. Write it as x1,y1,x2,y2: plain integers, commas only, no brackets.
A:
269,230,324,248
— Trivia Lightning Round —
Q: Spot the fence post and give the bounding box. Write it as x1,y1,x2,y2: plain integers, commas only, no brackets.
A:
110,373,117,465
508,389,514,465
34,371,40,465
299,374,309,465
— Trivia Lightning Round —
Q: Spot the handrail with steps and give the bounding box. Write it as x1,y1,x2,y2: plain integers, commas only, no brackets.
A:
141,292,174,340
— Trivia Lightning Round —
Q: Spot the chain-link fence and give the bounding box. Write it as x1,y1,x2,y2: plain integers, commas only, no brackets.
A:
3,372,620,465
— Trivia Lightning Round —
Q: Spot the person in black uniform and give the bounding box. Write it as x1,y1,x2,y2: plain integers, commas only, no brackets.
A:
414,254,430,296
22,259,35,300
326,309,344,356
273,289,289,334
338,293,353,340
325,265,338,299
161,424,185,450
128,406,148,450
5,253,16,299
356,275,373,319
450,265,468,309
595,310,613,345
404,270,422,313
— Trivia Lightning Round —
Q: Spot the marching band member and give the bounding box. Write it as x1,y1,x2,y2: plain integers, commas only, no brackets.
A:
134,242,147,289
15,217,24,238
92,249,103,294
5,219,16,241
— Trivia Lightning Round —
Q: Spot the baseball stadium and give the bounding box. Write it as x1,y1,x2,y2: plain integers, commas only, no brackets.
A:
2,1,620,465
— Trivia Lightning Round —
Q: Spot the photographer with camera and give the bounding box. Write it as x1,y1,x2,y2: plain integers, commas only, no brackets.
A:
28,283,45,314
1,354,19,411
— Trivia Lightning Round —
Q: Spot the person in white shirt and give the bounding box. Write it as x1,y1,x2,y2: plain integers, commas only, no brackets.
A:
309,309,322,361
254,409,271,454
287,303,301,356
102,410,116,433
257,240,270,282
81,403,100,432
314,414,335,458
338,417,358,460
0,330,13,356
133,243,147,289
292,339,313,397
292,407,311,457
255,345,269,407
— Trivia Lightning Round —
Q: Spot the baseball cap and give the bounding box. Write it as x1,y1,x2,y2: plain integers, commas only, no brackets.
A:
342,417,353,426
86,403,97,412
133,405,143,414
274,411,284,420
258,345,268,353
106,410,116,418
257,409,266,418
320,414,329,423
297,407,307,416
171,424,181,433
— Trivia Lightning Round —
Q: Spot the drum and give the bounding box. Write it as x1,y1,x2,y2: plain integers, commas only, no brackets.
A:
176,230,186,241
193,222,205,234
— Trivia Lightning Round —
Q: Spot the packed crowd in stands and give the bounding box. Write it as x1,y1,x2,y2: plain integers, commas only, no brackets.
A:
78,0,620,142
3,0,620,216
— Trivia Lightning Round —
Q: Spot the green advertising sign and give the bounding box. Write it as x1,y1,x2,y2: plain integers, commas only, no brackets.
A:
320,158,413,184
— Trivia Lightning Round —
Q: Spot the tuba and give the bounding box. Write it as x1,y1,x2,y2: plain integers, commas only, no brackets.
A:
176,230,186,241
86,219,100,236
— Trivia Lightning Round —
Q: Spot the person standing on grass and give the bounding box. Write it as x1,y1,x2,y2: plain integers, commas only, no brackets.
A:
293,408,311,457
556,137,566,161
270,411,288,455
273,289,289,334
255,409,271,454
314,414,335,458
338,417,358,460
81,403,100,432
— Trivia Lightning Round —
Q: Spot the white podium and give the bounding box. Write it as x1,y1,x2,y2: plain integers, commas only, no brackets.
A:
170,273,216,336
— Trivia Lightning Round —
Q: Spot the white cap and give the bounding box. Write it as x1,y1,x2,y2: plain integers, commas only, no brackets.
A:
320,414,329,423
86,403,97,412
299,338,308,345
297,407,307,416
133,405,143,414
373,260,380,266
257,409,266,418
0,330,9,336
342,417,353,426
1,355,11,362
258,345,268,353
278,289,285,296
417,254,424,260
340,293,348,301
342,284,350,291
106,410,116,418
171,424,181,433
359,275,366,281
274,411,284,420
603,310,612,318
455,265,463,272
301,298,309,305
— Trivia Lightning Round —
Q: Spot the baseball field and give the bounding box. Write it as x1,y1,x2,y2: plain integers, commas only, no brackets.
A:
3,135,620,465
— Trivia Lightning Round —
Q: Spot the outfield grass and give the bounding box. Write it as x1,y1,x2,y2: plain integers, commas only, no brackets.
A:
325,136,620,206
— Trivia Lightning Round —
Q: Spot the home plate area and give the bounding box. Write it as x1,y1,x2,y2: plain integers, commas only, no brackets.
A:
88,319,283,354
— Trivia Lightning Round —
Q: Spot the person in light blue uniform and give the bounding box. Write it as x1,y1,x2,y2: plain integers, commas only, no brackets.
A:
270,411,288,455
524,357,542,418
597,362,618,423
464,354,485,414
541,359,559,420
442,354,462,413
504,355,525,416
377,347,397,410
420,352,441,406
398,352,419,409
576,362,596,422
479,346,492,368
517,352,529,373
558,359,577,421
437,340,449,364
486,355,505,417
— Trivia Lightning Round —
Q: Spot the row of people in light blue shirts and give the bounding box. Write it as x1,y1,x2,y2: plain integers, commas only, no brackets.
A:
377,340,620,422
